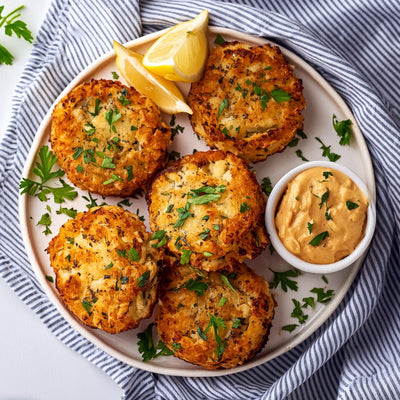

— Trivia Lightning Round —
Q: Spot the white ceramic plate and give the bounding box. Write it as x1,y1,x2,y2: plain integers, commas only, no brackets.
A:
19,27,375,377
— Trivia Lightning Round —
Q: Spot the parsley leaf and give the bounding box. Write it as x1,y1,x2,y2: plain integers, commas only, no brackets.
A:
56,206,77,219
137,323,156,361
282,324,298,333
310,287,335,303
173,204,193,228
180,248,192,265
138,270,150,287
333,114,352,145
101,156,116,169
128,247,140,262
319,189,329,209
307,220,314,234
269,268,299,292
217,98,228,119
214,33,226,45
240,202,250,213
291,299,308,324
221,273,236,292
104,108,122,132
88,98,102,116
175,276,209,296
199,228,210,240
37,212,52,235
102,174,122,185
270,87,291,103
201,314,227,361
261,177,273,196
118,88,131,105
315,137,341,162
295,149,309,162
188,193,222,205
137,323,173,361
346,200,359,210
81,299,93,316
309,231,329,246
0,5,33,65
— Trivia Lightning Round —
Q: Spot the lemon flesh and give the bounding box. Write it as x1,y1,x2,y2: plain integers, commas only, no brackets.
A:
113,40,192,115
142,10,209,82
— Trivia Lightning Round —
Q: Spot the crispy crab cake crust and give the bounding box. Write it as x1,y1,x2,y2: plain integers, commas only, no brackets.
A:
188,41,305,163
147,150,268,272
50,79,171,196
156,261,275,369
47,205,160,334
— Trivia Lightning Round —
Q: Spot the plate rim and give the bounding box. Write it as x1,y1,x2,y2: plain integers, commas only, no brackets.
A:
18,26,375,377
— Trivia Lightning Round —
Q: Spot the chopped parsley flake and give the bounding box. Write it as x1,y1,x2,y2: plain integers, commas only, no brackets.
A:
218,296,227,306
180,249,192,265
89,98,102,116
346,200,359,210
104,108,122,133
221,273,236,292
295,149,309,162
240,202,250,213
217,98,228,119
214,33,226,45
307,220,314,234
199,228,210,240
315,137,341,162
138,270,150,287
175,276,209,296
309,231,329,246
270,87,291,103
261,176,273,196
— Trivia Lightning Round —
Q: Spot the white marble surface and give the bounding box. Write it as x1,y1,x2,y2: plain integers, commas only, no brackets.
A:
0,1,123,398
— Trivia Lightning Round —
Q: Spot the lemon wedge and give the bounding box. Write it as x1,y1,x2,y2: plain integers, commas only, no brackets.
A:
113,40,192,114
142,10,209,82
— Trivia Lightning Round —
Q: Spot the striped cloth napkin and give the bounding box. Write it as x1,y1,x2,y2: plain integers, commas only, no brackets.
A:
1,0,399,399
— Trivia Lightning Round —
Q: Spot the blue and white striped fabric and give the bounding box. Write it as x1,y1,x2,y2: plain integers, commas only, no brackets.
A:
1,0,399,398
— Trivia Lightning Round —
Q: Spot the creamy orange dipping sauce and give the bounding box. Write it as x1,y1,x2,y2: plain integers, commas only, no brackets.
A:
275,167,368,264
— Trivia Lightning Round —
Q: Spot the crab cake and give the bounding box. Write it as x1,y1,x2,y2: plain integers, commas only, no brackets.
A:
188,41,305,163
50,79,171,196
156,261,275,369
47,205,160,334
147,150,268,272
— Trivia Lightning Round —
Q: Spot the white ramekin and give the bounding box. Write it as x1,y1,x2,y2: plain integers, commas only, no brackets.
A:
265,161,376,274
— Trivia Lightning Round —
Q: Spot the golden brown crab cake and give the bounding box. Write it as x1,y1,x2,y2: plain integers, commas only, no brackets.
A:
156,261,275,369
47,205,160,334
188,41,305,163
147,150,268,272
50,79,171,196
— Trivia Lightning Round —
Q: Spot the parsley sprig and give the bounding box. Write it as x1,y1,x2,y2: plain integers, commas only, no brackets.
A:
19,145,78,203
0,5,33,65
197,314,227,361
